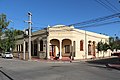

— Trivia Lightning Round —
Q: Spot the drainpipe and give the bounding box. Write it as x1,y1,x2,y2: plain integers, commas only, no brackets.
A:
85,30,87,59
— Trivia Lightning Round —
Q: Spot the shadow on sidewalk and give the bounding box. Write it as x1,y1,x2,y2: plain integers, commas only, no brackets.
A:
86,57,120,70
86,57,120,65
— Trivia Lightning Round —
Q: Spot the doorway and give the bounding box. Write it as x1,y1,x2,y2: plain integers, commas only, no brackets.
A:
50,45,56,57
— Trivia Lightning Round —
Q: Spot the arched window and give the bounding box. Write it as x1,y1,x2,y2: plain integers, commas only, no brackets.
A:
88,41,91,55
80,40,84,51
40,40,43,51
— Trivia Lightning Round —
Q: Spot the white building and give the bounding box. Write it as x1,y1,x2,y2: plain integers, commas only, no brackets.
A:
13,25,110,60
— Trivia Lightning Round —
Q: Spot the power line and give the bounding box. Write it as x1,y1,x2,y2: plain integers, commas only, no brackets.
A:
34,13,120,31
75,21,120,29
68,13,120,26
94,0,117,13
99,0,118,12
105,0,120,12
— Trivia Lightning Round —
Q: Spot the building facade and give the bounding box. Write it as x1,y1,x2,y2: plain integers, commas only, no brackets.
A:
13,25,110,60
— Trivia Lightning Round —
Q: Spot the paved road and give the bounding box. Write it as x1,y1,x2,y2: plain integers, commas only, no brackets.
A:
0,58,120,80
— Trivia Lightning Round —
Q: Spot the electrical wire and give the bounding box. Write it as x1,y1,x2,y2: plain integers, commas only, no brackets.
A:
67,13,120,26
95,0,117,13
105,0,120,12
75,20,120,29
99,0,118,12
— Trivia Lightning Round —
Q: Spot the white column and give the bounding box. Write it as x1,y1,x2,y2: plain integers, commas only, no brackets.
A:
38,40,40,51
23,39,26,60
32,41,34,56
19,44,21,52
72,41,74,59
85,31,87,59
18,45,20,58
47,39,50,59
59,40,62,59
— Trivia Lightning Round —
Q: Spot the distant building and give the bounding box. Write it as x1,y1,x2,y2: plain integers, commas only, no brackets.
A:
13,25,110,60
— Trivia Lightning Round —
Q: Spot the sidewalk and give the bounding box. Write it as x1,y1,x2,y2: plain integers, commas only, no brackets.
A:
106,64,120,70
14,56,119,64
31,58,72,63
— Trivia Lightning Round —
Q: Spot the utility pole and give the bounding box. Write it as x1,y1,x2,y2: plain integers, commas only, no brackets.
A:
28,12,32,60
25,12,32,60
46,28,48,59
23,29,28,60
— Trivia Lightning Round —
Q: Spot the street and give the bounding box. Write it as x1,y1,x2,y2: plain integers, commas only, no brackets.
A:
0,58,120,80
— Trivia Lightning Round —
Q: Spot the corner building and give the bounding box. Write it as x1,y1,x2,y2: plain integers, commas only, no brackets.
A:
13,25,110,60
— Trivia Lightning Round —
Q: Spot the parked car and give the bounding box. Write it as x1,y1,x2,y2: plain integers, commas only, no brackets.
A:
2,52,13,59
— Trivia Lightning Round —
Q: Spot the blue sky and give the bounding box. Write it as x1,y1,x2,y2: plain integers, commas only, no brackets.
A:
0,0,120,37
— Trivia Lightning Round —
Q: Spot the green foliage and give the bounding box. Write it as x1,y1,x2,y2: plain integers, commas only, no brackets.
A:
0,13,24,52
14,29,24,35
97,37,120,53
103,43,109,52
0,13,10,33
1,29,15,51
97,41,109,58
0,28,23,52
0,13,10,51
109,37,120,51
97,41,103,51
97,41,109,52
109,37,115,51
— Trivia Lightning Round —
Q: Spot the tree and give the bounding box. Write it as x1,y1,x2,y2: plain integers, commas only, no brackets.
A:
109,37,120,52
1,28,24,52
97,41,103,57
14,29,24,35
97,41,109,57
102,42,109,57
0,13,24,52
97,41,103,52
109,37,115,51
0,13,10,52
1,29,15,52
0,13,10,32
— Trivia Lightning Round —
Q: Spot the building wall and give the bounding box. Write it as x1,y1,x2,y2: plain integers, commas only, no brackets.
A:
49,26,110,60
13,25,110,60
13,30,47,60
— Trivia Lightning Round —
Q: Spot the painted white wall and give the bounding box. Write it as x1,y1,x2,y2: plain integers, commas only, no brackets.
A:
49,25,110,59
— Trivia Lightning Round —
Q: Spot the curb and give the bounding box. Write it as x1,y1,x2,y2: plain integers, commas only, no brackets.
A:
106,64,120,70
